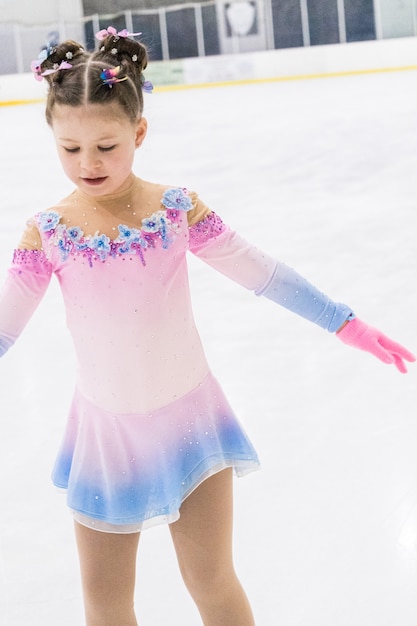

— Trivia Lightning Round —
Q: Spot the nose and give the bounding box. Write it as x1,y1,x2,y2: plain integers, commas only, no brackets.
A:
80,149,101,173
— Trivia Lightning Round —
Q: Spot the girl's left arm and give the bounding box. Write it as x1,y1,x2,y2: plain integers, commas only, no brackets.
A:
188,209,415,373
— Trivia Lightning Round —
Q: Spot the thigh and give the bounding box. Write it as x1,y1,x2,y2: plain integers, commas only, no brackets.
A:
74,522,140,616
169,469,235,579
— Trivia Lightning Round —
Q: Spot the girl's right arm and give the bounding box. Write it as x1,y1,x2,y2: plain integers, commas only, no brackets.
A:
0,219,53,357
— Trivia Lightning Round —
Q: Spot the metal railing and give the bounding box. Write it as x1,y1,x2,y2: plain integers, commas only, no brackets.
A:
1,0,416,75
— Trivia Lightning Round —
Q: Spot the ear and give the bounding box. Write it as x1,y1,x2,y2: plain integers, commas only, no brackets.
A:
135,117,148,148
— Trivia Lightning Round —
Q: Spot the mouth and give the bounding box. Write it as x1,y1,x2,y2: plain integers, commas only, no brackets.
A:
82,177,108,186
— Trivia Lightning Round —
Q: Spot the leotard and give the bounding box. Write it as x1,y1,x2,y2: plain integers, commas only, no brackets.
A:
0,176,277,532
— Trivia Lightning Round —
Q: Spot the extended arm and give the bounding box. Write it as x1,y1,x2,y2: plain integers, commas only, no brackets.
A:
189,212,415,373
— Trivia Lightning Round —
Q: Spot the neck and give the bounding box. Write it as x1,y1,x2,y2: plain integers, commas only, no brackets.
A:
77,173,139,204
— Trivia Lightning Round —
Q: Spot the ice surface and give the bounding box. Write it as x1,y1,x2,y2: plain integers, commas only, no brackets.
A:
0,69,416,625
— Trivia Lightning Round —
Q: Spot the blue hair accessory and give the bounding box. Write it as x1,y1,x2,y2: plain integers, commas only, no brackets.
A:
100,66,128,86
142,80,153,93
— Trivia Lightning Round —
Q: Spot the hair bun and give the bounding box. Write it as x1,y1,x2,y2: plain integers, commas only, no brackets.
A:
96,34,147,73
39,40,86,84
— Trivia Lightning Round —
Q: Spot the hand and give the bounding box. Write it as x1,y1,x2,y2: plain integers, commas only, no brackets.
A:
336,317,416,374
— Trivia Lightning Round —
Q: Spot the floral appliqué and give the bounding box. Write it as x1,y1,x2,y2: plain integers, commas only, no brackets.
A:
39,188,192,267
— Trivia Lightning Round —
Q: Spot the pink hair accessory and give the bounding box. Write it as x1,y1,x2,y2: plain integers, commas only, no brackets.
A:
31,59,72,81
31,59,44,81
337,317,416,374
95,26,142,41
41,60,73,76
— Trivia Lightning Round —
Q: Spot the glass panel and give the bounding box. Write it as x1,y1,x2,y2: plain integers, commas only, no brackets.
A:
166,8,199,59
379,0,415,38
21,25,61,74
132,14,163,62
344,0,376,42
271,0,303,48
202,5,221,56
84,16,128,52
84,20,96,51
0,27,18,74
308,0,339,45
98,15,126,34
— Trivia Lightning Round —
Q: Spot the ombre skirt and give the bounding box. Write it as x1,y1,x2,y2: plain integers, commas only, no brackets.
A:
52,373,259,533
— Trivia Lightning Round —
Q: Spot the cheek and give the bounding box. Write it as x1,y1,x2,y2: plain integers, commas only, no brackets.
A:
111,149,135,171
59,155,73,173
57,152,77,179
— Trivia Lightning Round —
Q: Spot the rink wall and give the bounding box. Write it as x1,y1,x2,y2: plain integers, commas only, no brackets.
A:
1,36,417,105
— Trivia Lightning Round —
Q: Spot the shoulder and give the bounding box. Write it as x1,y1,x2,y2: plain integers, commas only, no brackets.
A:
142,180,192,208
29,190,82,234
142,179,211,226
18,196,70,250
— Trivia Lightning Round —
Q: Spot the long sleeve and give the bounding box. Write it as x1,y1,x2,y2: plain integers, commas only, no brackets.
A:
188,211,353,332
0,249,53,356
189,212,276,291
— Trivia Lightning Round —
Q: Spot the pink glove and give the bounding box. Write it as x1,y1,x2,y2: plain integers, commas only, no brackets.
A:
337,317,416,374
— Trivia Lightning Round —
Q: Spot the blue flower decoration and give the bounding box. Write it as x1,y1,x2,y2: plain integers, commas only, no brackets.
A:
118,225,132,238
57,236,71,261
116,224,147,253
37,186,187,266
89,233,111,259
67,226,83,241
142,212,164,233
161,188,192,212
39,211,60,232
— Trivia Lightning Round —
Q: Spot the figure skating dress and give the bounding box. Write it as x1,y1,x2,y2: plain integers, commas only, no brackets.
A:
0,177,279,532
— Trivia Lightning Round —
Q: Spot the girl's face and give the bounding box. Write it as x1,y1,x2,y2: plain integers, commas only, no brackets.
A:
51,104,147,196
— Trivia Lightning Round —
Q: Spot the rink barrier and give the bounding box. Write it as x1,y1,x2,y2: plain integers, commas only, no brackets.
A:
1,37,417,106
154,64,417,92
2,64,417,106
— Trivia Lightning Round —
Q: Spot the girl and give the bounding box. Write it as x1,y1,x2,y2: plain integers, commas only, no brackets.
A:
1,28,414,626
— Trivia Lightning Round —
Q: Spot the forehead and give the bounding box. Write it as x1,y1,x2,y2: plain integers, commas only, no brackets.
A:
51,104,135,139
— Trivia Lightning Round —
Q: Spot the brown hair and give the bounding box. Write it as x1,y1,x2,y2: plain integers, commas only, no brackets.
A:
39,34,148,125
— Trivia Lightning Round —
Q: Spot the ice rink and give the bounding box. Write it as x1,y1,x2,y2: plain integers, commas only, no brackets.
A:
0,67,416,625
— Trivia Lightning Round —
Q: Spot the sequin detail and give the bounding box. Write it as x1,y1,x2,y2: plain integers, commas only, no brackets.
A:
189,212,226,245
12,249,52,271
37,187,193,267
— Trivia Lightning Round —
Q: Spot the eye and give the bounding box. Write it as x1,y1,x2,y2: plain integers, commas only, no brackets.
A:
63,147,79,153
99,145,116,152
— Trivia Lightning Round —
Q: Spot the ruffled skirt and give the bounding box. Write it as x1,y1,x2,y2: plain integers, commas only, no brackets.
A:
52,373,259,533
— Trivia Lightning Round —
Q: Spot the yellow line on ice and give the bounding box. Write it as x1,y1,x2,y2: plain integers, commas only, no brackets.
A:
1,64,417,105
155,64,417,92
